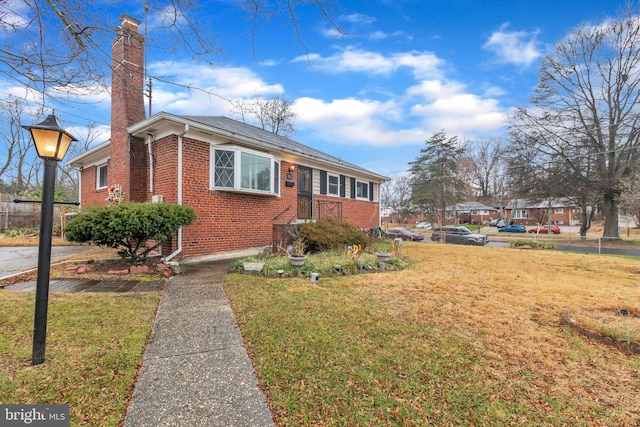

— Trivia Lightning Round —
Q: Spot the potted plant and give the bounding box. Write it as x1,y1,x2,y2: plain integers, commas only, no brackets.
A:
287,237,308,266
375,241,393,262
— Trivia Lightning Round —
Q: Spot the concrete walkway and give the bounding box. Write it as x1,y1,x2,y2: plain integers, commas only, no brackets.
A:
124,259,275,427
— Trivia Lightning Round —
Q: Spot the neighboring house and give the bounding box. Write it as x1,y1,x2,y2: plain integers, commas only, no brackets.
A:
444,202,499,224
503,198,580,226
67,15,387,261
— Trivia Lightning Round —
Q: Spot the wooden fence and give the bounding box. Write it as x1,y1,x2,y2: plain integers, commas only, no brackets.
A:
0,193,64,233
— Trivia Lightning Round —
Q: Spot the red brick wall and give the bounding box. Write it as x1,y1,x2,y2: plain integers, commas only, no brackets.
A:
314,194,379,229
150,138,380,258
80,163,109,206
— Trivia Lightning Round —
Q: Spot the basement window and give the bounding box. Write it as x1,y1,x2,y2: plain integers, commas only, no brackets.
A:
211,146,280,196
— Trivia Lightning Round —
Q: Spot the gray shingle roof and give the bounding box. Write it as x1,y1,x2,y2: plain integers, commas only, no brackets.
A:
180,116,386,180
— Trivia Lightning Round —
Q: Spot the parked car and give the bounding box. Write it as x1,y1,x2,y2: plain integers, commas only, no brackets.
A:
386,227,425,241
416,222,432,229
489,217,504,227
528,225,561,234
431,226,488,246
498,224,526,233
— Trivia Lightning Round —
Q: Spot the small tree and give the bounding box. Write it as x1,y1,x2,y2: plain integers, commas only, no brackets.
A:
64,202,196,263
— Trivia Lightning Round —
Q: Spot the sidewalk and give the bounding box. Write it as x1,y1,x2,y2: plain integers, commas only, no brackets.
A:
124,259,275,427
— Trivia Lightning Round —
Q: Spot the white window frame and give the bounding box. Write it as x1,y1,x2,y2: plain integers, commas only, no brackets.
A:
96,163,108,189
327,173,340,196
210,146,280,196
513,209,527,219
554,207,564,214
355,180,369,200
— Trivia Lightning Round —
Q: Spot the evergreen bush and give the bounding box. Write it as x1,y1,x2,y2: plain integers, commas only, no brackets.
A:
64,202,196,262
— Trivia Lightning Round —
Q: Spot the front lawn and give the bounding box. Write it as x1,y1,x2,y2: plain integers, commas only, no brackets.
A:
226,242,640,425
0,291,160,426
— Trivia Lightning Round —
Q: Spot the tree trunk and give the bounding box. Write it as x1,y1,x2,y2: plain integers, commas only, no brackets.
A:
602,193,620,238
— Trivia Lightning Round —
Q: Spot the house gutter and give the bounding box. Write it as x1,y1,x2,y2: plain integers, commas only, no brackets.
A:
164,124,188,262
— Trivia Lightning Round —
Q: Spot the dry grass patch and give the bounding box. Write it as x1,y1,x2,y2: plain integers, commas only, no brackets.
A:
0,290,160,426
226,242,640,425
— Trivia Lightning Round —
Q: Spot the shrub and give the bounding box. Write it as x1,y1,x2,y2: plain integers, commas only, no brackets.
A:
299,217,368,252
64,202,196,262
510,240,556,250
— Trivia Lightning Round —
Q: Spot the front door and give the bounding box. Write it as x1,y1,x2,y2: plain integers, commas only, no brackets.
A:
297,166,312,220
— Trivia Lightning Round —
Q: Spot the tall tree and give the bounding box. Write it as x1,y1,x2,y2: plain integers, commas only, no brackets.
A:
619,168,640,227
409,130,465,225
509,4,640,238
231,96,297,137
460,137,505,198
0,97,39,194
380,174,414,223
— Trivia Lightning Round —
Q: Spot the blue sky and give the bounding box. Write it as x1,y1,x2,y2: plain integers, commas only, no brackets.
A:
5,0,628,178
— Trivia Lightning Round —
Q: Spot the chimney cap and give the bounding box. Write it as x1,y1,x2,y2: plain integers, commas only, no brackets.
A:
119,14,141,30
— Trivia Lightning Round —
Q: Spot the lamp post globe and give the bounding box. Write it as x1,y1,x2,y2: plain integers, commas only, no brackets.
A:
22,114,77,365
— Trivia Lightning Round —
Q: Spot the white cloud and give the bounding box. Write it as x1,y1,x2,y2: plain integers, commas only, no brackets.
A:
288,46,507,147
294,97,427,146
292,47,443,79
369,30,388,40
342,13,376,25
408,80,506,134
147,62,284,115
483,23,542,67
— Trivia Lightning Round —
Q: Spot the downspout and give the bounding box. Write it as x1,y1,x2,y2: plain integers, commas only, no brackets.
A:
147,134,154,194
164,124,188,261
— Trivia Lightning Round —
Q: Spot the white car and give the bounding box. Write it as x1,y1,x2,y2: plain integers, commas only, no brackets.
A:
416,222,432,229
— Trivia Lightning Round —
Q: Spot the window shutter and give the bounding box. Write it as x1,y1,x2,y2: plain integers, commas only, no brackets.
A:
320,170,327,195
350,178,356,199
340,175,346,197
369,182,374,201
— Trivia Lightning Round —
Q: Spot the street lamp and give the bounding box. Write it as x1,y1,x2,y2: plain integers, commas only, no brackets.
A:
22,114,77,365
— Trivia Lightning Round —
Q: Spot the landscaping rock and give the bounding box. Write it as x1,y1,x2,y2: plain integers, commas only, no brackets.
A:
129,265,150,275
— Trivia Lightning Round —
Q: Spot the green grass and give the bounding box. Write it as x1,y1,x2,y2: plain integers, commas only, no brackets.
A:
0,291,160,426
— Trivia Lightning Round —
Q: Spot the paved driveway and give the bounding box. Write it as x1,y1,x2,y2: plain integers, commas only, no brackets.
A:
0,246,90,279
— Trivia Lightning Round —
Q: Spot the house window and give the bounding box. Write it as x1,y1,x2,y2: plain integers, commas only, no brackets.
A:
214,150,234,188
355,180,369,199
554,207,564,214
513,209,526,219
96,163,108,189
211,147,280,196
328,174,340,196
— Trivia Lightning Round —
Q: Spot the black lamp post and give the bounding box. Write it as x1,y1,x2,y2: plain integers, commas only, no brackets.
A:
22,114,77,366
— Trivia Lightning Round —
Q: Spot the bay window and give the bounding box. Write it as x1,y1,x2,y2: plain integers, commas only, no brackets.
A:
211,146,280,196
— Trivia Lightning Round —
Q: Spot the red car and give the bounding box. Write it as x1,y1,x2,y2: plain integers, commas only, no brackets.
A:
528,225,561,234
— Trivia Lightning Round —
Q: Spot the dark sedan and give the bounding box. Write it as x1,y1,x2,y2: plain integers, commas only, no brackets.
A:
386,227,425,241
498,224,526,233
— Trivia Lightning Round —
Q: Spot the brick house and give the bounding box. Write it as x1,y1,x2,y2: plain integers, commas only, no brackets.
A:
67,15,387,261
503,198,580,226
444,202,499,225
